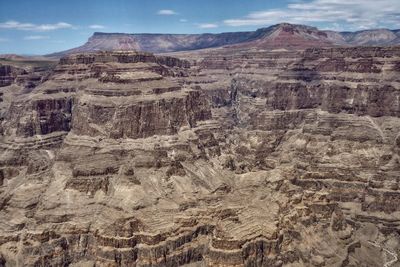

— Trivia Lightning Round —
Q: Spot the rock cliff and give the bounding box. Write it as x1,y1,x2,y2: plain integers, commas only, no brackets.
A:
0,47,400,266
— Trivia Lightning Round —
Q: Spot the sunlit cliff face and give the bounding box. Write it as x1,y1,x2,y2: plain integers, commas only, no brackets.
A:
0,44,399,266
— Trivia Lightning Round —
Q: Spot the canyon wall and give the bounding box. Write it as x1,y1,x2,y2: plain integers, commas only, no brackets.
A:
0,47,399,266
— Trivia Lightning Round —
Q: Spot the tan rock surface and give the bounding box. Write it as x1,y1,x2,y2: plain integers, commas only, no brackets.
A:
0,48,400,266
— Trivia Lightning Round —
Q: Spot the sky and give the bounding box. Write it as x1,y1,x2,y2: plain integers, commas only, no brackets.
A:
0,0,399,55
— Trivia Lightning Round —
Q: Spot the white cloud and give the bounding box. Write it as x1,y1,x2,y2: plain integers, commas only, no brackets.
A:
24,35,50,40
36,22,72,31
157,9,178,15
224,0,400,30
322,22,345,31
197,23,218,29
0,21,73,31
89,24,105,29
179,19,188,23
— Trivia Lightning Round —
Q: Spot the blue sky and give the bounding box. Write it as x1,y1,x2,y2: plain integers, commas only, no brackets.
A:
0,0,399,55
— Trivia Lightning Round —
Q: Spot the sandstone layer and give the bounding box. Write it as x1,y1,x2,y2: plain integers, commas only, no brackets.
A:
0,47,400,267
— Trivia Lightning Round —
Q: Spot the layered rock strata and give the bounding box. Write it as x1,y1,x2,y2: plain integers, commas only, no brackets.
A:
0,65,26,87
0,47,399,266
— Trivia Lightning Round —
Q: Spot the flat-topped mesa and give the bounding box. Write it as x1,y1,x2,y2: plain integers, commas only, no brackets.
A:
3,51,210,141
59,51,190,68
53,51,191,83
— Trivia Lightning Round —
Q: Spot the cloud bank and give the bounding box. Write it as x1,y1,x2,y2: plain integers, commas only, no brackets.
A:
197,23,218,29
0,21,73,31
24,35,50,40
89,24,106,29
157,9,177,15
224,0,400,30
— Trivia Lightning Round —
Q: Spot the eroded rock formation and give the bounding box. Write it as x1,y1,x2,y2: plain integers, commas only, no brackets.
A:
0,47,400,266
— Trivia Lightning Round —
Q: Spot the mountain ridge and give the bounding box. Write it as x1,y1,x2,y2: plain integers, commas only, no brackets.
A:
48,23,400,56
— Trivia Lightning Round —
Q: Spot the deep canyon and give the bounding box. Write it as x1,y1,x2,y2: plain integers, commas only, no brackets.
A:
0,23,400,267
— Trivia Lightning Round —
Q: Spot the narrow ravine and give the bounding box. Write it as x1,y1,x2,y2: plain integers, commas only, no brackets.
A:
368,241,398,267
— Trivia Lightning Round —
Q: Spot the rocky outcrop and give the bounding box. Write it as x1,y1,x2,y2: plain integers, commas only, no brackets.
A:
0,46,400,267
0,64,26,87
59,51,190,69
5,96,73,137
72,89,210,139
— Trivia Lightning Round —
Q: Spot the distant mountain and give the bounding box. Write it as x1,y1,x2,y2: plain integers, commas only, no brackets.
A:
230,23,334,49
48,31,261,57
0,54,29,60
340,29,399,45
48,23,400,56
